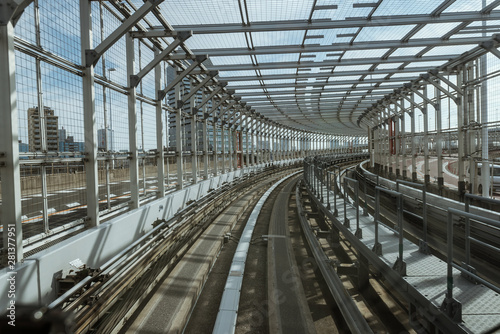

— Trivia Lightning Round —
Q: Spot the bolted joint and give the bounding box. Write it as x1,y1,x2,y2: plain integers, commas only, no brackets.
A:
147,0,164,5
208,70,218,78
176,99,184,108
420,73,431,81
85,49,99,68
0,0,18,26
129,75,140,88
480,40,495,51
157,90,167,101
195,54,208,63
176,30,192,42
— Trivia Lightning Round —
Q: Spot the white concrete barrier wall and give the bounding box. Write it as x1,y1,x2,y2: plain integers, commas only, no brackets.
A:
0,160,299,308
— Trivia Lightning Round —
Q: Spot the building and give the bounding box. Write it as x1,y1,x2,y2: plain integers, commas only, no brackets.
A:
166,62,212,152
27,106,59,152
18,140,29,153
59,135,85,153
98,128,114,151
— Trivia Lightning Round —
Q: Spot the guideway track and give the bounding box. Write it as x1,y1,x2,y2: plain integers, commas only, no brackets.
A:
266,175,316,334
48,164,299,334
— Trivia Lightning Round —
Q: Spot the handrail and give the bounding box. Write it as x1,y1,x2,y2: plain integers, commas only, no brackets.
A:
296,181,374,334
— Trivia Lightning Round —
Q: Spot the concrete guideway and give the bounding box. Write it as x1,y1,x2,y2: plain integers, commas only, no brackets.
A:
266,175,316,334
212,171,302,334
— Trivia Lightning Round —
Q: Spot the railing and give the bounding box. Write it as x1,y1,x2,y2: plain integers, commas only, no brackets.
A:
443,207,500,322
396,179,429,254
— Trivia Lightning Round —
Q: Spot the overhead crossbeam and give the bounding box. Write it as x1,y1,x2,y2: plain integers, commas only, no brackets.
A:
228,76,416,91
236,84,403,97
207,55,456,72
86,0,166,67
141,11,500,35
191,37,491,57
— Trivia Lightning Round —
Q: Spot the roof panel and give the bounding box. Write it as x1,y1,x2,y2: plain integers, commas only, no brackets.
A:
184,33,248,49
356,25,417,42
247,0,315,22
158,0,242,25
410,22,464,39
251,30,307,47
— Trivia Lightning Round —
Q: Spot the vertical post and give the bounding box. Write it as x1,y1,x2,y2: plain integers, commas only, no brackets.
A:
33,1,50,232
423,85,430,184
213,105,218,175
190,79,198,184
228,122,233,171
0,17,23,264
401,101,406,179
343,178,350,228
395,114,401,178
126,33,140,207
480,30,490,196
155,48,165,197
393,193,407,276
175,69,183,190
373,187,382,255
221,114,226,174
435,81,444,193
457,68,466,198
81,0,100,223
202,92,209,179
410,94,417,182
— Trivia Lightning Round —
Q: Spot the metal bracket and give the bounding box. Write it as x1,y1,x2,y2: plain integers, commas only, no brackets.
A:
355,228,363,239
372,242,382,256
0,0,18,26
129,75,140,89
158,90,167,101
460,262,478,284
440,297,462,323
392,257,407,276
85,49,99,68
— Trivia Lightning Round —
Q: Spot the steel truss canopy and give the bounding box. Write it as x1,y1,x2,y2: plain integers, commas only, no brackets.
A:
95,0,500,135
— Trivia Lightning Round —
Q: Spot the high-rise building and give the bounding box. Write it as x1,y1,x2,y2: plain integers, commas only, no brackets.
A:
27,106,59,152
166,61,212,152
98,128,114,151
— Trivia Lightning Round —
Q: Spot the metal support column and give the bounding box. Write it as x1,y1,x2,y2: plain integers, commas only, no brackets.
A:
126,33,140,207
0,18,23,264
435,81,444,193
175,71,184,190
155,48,165,197
423,85,430,184
190,81,198,184
202,93,209,179
457,68,466,198
410,94,417,182
81,0,100,223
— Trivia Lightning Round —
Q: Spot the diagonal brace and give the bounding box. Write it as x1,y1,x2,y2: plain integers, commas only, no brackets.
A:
130,31,192,88
158,54,208,100
86,0,166,67
180,71,218,104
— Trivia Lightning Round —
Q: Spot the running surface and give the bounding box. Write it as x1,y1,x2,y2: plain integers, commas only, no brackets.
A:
267,176,317,334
